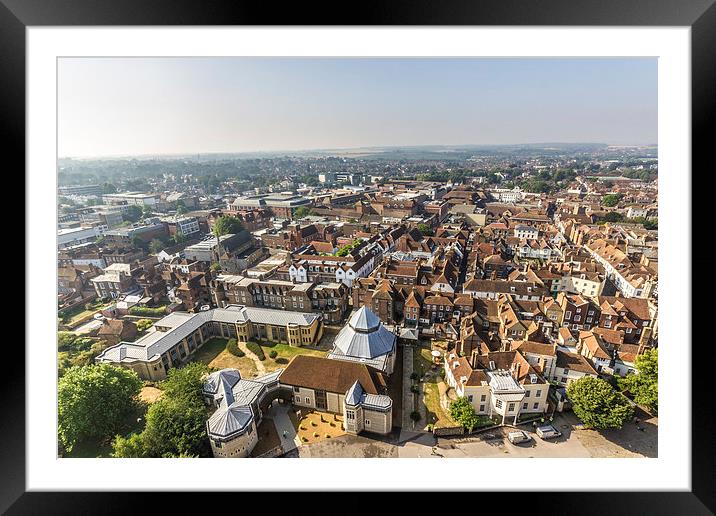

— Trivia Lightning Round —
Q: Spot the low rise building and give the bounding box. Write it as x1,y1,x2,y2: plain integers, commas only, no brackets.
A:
95,305,323,380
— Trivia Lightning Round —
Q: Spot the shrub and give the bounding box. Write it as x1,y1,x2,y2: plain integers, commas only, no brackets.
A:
135,319,154,333
129,306,167,317
410,385,420,394
275,357,288,364
246,341,265,360
226,339,244,357
269,350,278,359
410,372,419,381
410,411,421,422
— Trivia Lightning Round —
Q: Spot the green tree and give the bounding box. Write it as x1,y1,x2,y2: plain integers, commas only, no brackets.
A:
132,235,147,250
111,363,210,458
293,206,314,219
449,396,481,433
213,215,243,237
160,362,208,402
58,331,77,352
142,395,210,457
602,193,623,207
149,238,165,254
142,204,153,218
567,376,634,430
124,205,143,223
135,319,154,332
417,223,433,237
601,211,625,223
172,229,187,245
111,432,147,458
58,364,143,452
176,200,187,215
618,348,658,414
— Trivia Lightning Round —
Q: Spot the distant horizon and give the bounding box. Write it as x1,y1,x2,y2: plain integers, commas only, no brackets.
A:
59,57,658,158
59,141,658,161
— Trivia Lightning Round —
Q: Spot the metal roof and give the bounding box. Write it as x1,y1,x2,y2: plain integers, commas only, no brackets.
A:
95,305,318,364
345,381,363,406
348,306,381,331
332,306,396,360
203,369,242,395
207,404,254,439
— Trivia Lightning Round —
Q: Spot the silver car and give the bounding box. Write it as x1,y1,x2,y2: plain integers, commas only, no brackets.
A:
507,431,532,444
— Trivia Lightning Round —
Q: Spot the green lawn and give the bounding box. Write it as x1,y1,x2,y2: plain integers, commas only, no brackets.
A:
259,342,327,373
413,345,456,428
191,337,258,377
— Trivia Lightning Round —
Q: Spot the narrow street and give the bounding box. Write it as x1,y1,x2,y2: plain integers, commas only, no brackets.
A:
401,345,415,430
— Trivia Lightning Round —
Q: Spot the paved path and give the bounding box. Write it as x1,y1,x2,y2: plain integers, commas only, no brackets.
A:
267,404,300,454
238,341,267,374
401,345,415,430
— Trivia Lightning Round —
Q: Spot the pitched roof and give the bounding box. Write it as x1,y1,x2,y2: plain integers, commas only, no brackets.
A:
278,355,381,395
556,350,598,375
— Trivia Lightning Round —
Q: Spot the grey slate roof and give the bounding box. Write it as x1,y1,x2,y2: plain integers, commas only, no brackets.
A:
95,305,319,364
207,404,254,439
361,393,392,411
203,369,242,395
331,306,396,360
205,368,288,440
345,381,363,406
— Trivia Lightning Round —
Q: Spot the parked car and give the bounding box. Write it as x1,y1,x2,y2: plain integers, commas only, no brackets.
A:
507,431,532,444
93,313,106,320
536,424,562,440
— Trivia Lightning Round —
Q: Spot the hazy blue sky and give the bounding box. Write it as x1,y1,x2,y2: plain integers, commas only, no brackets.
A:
58,57,657,158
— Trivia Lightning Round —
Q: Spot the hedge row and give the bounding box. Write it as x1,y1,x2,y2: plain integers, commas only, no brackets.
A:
246,341,266,361
226,338,245,357
129,306,167,317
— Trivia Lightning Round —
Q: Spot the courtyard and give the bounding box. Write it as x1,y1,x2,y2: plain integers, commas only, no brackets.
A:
294,409,346,445
191,337,259,377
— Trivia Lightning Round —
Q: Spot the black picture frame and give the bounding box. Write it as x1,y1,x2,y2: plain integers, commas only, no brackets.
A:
4,0,712,513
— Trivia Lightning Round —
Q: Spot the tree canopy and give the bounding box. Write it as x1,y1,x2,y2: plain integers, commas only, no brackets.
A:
124,205,143,223
212,215,243,237
567,376,634,430
149,238,165,254
602,193,623,207
417,223,433,236
58,364,143,452
449,396,481,433
618,348,658,414
293,206,314,219
111,362,210,458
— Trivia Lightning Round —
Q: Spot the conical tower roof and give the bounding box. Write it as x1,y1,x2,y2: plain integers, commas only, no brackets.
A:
348,305,381,332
